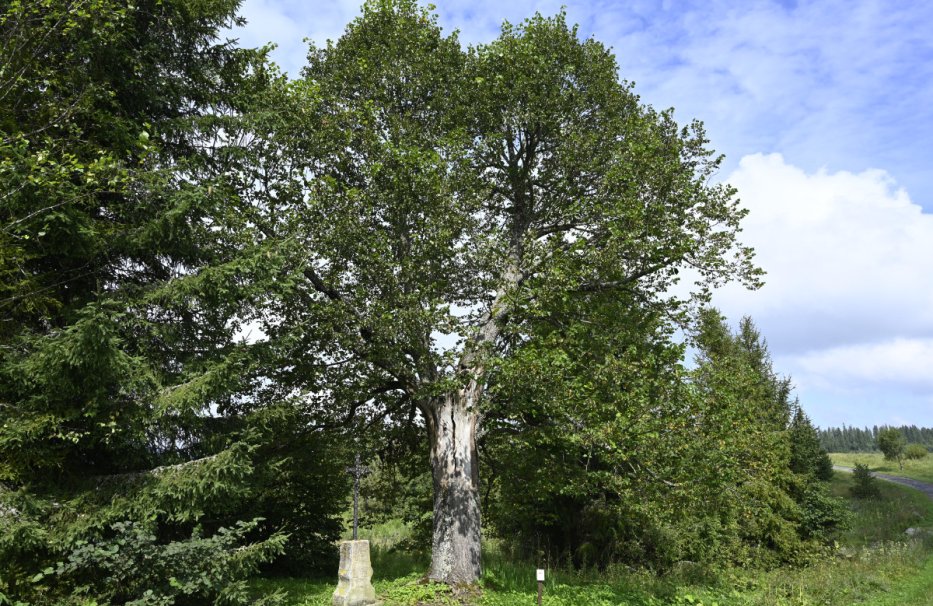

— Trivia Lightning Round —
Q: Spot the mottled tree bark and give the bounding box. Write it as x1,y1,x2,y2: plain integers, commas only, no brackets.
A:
426,380,483,583
425,261,518,584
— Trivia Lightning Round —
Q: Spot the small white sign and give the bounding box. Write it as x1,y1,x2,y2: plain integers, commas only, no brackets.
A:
536,569,545,582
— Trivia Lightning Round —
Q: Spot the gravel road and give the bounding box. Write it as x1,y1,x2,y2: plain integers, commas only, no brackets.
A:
833,464,933,500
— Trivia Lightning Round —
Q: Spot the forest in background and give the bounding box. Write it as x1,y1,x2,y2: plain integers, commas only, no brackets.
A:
819,426,933,453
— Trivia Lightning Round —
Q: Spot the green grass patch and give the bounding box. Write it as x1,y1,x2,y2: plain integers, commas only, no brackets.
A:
709,471,933,606
255,472,933,605
831,452,933,484
830,470,933,547
856,554,933,605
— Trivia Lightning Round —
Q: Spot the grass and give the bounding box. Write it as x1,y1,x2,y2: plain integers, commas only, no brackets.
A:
856,554,933,606
734,472,933,606
831,452,933,484
828,469,933,548
254,472,933,605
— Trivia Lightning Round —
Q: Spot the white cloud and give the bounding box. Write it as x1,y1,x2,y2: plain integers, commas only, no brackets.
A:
790,338,933,393
711,153,933,425
715,153,933,353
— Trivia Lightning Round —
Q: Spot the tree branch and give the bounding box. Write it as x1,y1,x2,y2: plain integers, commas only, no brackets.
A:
573,260,673,294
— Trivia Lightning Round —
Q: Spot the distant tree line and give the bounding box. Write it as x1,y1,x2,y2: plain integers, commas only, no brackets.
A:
818,425,933,453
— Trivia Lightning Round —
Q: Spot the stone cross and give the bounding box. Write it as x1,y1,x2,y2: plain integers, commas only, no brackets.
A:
346,453,369,540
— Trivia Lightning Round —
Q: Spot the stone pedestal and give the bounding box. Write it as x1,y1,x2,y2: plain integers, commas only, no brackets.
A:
333,540,377,606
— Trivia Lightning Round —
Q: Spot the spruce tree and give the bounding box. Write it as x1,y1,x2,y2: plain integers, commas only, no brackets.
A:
789,407,833,481
0,1,315,602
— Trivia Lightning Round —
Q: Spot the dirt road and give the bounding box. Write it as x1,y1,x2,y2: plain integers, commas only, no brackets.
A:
833,464,933,500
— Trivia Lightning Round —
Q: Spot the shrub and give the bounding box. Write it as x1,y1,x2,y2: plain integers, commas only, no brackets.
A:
2,515,286,606
905,443,929,460
799,484,851,541
877,428,907,466
53,519,287,606
850,463,880,499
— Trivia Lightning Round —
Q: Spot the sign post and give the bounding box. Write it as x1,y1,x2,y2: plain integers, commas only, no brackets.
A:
536,568,545,605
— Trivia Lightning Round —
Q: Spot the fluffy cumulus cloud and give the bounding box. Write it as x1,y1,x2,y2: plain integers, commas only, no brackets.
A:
714,154,933,425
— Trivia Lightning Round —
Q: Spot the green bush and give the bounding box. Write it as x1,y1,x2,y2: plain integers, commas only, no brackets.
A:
905,443,929,460
799,484,851,541
2,514,286,606
0,428,344,604
877,428,907,464
230,407,349,576
850,463,880,499
55,520,286,606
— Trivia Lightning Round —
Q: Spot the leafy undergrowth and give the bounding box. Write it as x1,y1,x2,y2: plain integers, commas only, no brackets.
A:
254,472,933,606
831,452,933,484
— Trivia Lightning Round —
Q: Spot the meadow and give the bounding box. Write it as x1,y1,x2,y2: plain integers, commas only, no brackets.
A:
831,452,933,484
253,471,933,606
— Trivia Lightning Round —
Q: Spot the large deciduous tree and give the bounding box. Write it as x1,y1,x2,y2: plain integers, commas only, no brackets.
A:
246,1,760,583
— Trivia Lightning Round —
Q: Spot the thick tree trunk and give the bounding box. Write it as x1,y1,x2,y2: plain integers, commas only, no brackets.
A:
426,379,483,584
424,258,518,584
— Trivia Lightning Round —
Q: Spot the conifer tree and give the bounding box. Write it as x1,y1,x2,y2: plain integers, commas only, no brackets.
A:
789,407,833,481
0,1,319,602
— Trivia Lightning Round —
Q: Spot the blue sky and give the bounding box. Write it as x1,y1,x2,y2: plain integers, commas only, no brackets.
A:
232,0,933,429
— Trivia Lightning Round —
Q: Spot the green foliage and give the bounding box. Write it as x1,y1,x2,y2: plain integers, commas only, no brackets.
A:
850,463,880,499
483,309,846,571
49,519,286,606
238,407,348,575
877,427,907,468
789,408,834,481
0,0,332,602
0,0,266,479
483,304,703,569
797,483,851,541
0,444,286,604
905,443,929,460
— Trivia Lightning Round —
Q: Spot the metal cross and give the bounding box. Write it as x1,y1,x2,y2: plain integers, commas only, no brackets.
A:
346,453,370,540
